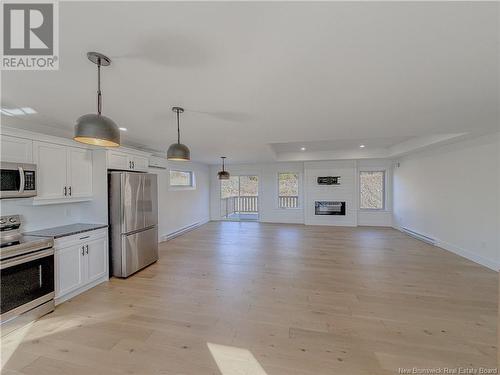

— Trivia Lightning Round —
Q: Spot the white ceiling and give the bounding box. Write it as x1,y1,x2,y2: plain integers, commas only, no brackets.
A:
271,136,412,153
1,2,498,164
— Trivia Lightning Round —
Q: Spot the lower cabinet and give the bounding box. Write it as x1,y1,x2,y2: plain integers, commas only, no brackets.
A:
86,237,108,283
55,229,108,304
56,244,85,297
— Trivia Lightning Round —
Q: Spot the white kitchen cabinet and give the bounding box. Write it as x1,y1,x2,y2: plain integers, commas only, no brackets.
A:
0,135,33,163
107,150,130,170
33,141,93,203
55,228,108,304
55,244,84,297
86,237,108,283
107,150,149,172
131,155,149,172
33,142,68,200
67,148,93,198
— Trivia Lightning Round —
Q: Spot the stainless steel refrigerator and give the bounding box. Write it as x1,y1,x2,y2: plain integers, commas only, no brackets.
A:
108,171,158,278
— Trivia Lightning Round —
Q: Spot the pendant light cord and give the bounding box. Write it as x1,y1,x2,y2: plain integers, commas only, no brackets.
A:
176,109,180,144
97,59,102,115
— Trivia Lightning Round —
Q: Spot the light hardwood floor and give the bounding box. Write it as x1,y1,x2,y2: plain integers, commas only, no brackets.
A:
1,222,498,374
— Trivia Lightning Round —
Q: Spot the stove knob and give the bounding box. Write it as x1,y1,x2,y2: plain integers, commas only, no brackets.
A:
0,219,5,224
9,218,17,223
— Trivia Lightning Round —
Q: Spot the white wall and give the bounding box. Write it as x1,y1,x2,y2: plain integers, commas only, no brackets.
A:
151,160,210,241
1,200,90,232
209,159,394,227
393,133,500,271
304,160,357,226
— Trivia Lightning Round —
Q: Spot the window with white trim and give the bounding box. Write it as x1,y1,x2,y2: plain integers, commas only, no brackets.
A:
169,170,194,188
278,172,299,208
359,171,385,209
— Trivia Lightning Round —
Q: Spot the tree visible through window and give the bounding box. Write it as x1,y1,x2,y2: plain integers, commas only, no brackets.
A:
360,171,385,209
278,173,299,208
170,170,193,187
221,176,239,199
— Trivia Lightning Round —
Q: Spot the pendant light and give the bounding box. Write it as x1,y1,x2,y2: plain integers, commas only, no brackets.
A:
167,106,190,161
217,157,230,180
74,52,120,147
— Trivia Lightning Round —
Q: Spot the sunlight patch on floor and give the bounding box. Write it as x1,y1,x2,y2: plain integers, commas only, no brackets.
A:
0,321,34,370
0,313,94,369
207,342,268,375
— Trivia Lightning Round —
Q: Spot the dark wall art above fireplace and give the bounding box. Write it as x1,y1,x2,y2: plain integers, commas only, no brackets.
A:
317,176,340,185
315,201,346,215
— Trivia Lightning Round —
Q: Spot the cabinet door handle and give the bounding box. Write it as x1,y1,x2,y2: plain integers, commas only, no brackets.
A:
129,161,132,169
64,186,67,196
69,186,72,196
86,244,89,255
81,246,85,256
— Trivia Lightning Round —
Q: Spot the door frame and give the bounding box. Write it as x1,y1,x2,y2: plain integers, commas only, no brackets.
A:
219,174,259,222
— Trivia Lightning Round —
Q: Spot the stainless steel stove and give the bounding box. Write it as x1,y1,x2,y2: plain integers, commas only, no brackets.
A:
0,215,55,336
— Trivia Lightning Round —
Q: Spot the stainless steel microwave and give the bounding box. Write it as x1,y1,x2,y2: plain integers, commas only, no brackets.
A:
0,162,37,199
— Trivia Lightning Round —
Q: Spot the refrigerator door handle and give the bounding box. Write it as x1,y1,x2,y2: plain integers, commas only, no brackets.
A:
121,225,156,236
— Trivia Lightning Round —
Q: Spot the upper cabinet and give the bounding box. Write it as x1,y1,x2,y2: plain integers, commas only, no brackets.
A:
107,151,129,170
67,147,93,198
0,135,33,163
131,155,149,171
106,150,149,172
33,141,93,204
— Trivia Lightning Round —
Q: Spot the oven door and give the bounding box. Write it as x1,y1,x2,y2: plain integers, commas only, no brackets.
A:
0,248,54,322
0,162,37,199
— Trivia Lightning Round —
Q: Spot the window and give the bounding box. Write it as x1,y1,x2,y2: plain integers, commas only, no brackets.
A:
220,176,239,199
169,170,194,188
278,173,299,208
359,171,385,209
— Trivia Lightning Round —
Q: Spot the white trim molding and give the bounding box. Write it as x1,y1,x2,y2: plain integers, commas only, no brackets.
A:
394,226,499,272
436,240,499,272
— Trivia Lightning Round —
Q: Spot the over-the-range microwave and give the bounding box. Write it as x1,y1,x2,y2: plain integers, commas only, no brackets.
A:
0,162,37,199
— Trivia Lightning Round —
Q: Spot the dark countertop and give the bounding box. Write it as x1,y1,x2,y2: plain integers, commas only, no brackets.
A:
26,223,108,239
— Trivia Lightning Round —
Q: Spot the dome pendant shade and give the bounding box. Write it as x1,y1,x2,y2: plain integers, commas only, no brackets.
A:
74,52,120,147
167,107,190,161
217,170,230,180
167,143,190,161
217,156,230,180
74,114,120,147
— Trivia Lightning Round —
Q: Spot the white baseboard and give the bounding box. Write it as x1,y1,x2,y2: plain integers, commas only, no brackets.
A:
393,225,499,272
436,240,499,272
161,218,210,242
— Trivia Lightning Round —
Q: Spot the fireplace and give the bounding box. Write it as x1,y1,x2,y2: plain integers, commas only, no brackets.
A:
315,201,346,215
